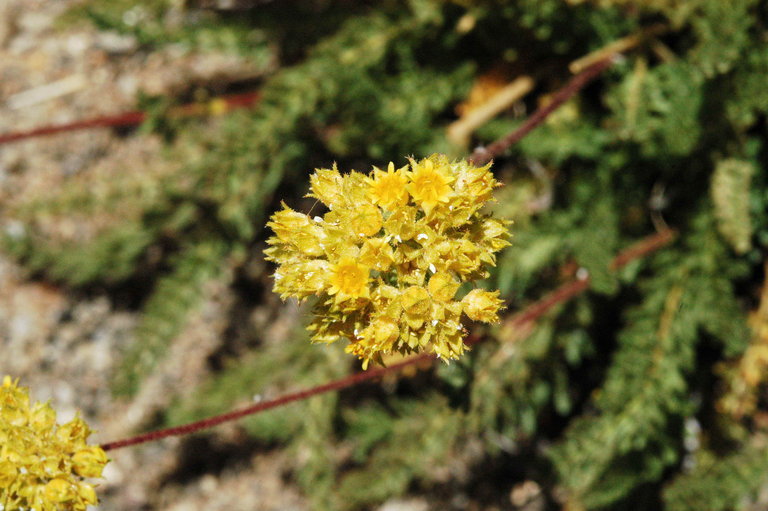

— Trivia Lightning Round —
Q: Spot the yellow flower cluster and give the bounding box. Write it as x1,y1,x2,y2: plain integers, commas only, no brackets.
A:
0,376,108,511
265,154,510,367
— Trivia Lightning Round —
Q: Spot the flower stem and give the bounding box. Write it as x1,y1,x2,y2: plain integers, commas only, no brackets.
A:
101,228,675,451
100,353,431,451
470,55,617,165
0,92,261,145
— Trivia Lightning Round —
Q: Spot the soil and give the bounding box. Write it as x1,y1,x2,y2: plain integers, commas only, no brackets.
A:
0,4,526,511
0,2,310,509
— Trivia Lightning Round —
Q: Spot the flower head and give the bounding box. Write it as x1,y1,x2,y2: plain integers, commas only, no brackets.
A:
369,162,410,210
0,376,108,511
265,154,511,367
407,157,455,214
329,257,371,302
462,289,505,323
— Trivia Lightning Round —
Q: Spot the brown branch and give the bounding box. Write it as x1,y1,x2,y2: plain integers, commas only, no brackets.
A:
502,228,677,335
568,23,667,74
0,92,261,145
100,352,432,451
469,56,617,165
507,277,590,330
610,228,677,270
100,228,676,452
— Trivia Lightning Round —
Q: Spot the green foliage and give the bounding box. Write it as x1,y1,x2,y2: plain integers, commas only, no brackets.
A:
338,395,464,509
711,158,755,255
568,173,620,295
664,441,768,511
549,211,750,508
687,0,759,77
2,223,155,286
5,0,768,508
726,45,768,128
112,239,230,396
60,0,274,58
605,60,705,157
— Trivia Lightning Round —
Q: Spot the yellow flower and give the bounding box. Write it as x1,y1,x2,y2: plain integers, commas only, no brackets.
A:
0,376,108,511
427,272,460,302
328,257,371,302
401,286,432,329
265,154,511,367
461,289,505,323
266,205,326,257
307,165,345,208
72,446,109,478
348,203,383,237
359,237,394,272
369,162,410,210
383,205,418,242
407,158,455,214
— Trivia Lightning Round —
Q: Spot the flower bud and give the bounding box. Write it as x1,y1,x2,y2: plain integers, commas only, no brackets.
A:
462,289,504,323
427,272,460,302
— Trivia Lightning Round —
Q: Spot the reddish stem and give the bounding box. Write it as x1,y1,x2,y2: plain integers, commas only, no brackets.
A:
98,56,654,451
0,111,147,144
610,227,677,270
0,92,261,145
101,353,432,451
469,56,617,165
100,229,676,451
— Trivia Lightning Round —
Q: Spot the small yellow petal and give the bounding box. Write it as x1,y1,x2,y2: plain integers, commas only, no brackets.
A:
407,157,455,214
43,478,74,503
77,481,98,506
401,286,432,327
349,203,383,237
461,289,505,323
328,257,371,301
369,162,410,210
427,272,460,302
72,446,109,478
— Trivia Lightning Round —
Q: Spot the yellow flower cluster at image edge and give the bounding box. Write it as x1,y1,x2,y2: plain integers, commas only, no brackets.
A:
0,376,108,511
265,154,511,367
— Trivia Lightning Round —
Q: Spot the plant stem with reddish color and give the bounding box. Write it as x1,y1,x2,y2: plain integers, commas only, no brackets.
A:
0,92,261,145
469,56,617,165
100,228,675,452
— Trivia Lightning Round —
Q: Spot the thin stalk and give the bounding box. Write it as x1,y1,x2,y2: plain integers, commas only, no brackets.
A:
469,56,617,165
101,228,676,451
0,92,261,145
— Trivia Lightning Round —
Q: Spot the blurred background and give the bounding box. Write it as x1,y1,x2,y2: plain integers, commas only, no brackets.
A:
1,1,768,510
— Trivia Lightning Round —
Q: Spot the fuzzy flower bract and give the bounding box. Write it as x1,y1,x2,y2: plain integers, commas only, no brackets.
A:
265,154,511,367
0,376,108,511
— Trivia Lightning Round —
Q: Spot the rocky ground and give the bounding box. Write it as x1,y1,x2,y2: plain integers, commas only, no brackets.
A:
0,3,523,510
0,1,312,509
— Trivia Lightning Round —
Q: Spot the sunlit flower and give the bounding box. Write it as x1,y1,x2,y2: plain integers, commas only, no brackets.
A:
265,154,511,367
401,286,432,329
359,237,394,272
427,271,460,302
462,289,505,323
328,257,371,302
369,162,410,210
0,376,108,511
348,203,383,237
407,158,455,214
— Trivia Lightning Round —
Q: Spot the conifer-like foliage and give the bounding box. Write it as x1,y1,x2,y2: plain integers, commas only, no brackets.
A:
4,0,768,508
